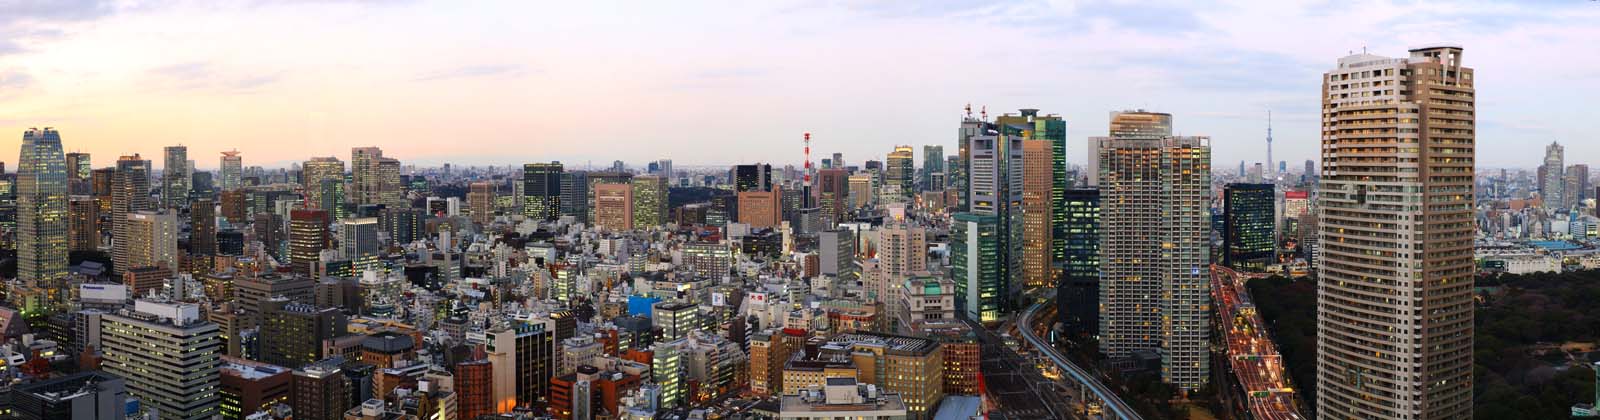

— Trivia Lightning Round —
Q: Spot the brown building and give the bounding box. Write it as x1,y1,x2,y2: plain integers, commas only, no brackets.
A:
1019,138,1053,287
291,361,350,420
454,360,493,420
737,186,783,229
261,298,348,369
191,197,218,257
816,168,849,227
360,331,416,370
220,357,292,420
68,195,99,252
550,365,641,420
288,209,330,278
220,189,249,224
593,183,634,231
749,329,786,396
122,265,172,297
1316,45,1475,419
468,181,496,226
234,272,316,326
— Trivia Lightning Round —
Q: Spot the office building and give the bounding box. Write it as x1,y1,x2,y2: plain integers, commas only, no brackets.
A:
734,163,772,193
219,150,242,191
875,222,926,300
351,147,398,207
559,171,589,223
163,145,190,209
190,198,217,258
844,173,873,211
1223,183,1276,272
1058,188,1100,339
124,211,179,272
921,145,944,192
488,319,557,411
111,154,151,276
1093,110,1210,390
950,212,1000,322
994,109,1068,276
1019,138,1052,287
593,183,633,231
749,330,786,396
69,195,99,252
16,128,70,301
66,151,91,195
738,187,783,229
468,181,495,226
454,360,493,420
631,174,668,228
219,359,291,420
885,146,914,198
1317,45,1475,419
524,162,563,220
584,171,630,223
291,361,349,420
816,168,849,226
261,299,347,368
1540,141,1565,208
302,157,345,214
101,300,223,420
13,371,127,420
653,301,698,341
339,217,380,261
289,209,330,278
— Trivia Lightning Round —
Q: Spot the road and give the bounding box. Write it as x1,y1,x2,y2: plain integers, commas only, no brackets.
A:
1211,265,1304,420
965,317,1079,419
1017,296,1144,420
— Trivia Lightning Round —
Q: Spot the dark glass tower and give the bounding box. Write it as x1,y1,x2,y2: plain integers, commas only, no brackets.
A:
1223,183,1275,271
522,162,563,220
1057,188,1099,339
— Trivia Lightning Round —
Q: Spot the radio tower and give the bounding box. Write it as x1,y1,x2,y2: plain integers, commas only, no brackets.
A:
1266,110,1274,179
803,132,813,207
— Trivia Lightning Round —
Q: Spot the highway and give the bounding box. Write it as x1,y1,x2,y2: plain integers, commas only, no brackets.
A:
1211,265,1304,420
1017,296,1144,420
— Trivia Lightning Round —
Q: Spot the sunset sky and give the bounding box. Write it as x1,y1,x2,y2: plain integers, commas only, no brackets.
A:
0,0,1595,170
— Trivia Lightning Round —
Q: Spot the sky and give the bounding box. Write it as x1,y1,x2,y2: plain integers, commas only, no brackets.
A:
0,0,1596,171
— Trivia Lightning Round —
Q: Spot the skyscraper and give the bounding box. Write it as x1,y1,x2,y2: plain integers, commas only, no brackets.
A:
1019,138,1052,287
1058,188,1099,339
219,150,242,191
559,171,589,223
816,168,849,226
951,212,1000,322
123,211,178,272
954,114,1023,322
631,174,668,228
1093,110,1210,390
302,157,345,214
289,209,330,278
1317,45,1474,419
994,109,1068,280
1541,141,1565,208
885,146,914,198
1222,183,1275,272
921,145,944,192
523,162,563,220
65,152,91,195
593,183,633,231
17,128,70,307
111,155,151,277
162,145,190,209
350,147,383,206
69,195,99,252
468,181,496,226
733,164,771,193
190,197,217,258
876,222,927,300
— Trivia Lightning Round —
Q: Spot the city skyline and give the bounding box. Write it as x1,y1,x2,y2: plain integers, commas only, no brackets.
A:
0,1,1594,169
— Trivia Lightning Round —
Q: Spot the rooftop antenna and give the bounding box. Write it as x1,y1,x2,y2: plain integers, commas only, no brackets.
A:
980,106,987,121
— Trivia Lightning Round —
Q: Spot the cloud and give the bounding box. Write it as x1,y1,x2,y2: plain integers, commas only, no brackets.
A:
144,61,282,94
0,69,33,90
412,64,529,82
0,0,118,25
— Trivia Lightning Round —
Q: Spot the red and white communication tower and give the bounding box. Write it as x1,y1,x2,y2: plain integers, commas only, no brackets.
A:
802,132,812,187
